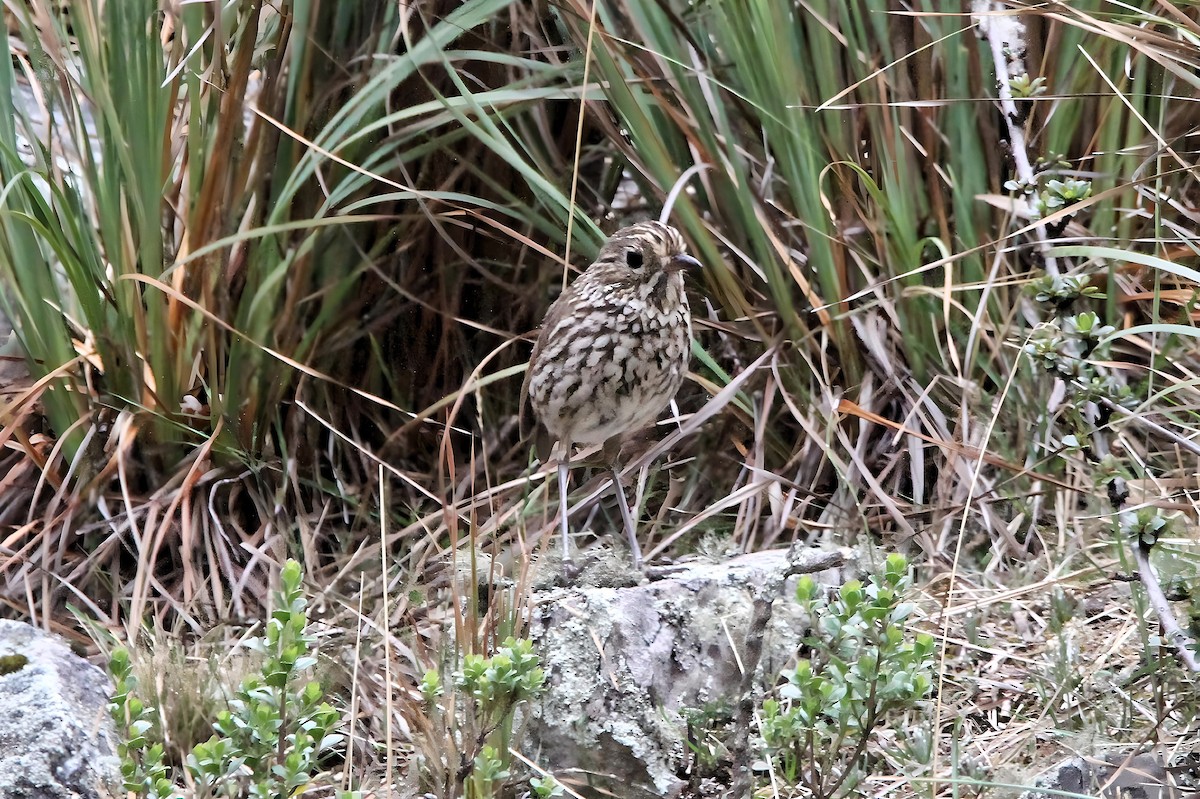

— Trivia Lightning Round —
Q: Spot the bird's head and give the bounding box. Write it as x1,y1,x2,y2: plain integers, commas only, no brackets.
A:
595,221,702,278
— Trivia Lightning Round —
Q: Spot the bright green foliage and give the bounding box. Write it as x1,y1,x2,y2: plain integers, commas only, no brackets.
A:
1036,178,1094,217
421,668,445,701
530,774,566,798
1119,508,1175,549
452,637,545,708
1004,172,1094,220
419,636,546,797
1065,312,1115,349
759,554,934,799
110,560,360,799
469,746,510,797
109,647,175,799
186,559,353,798
1008,73,1048,98
1030,274,1105,306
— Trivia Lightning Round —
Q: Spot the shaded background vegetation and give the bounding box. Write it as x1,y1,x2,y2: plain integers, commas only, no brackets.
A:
2,0,1199,794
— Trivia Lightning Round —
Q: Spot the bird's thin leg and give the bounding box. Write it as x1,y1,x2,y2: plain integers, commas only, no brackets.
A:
557,443,572,567
610,463,643,570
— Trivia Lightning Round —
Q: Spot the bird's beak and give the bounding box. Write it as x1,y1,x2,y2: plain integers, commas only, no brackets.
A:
667,254,703,273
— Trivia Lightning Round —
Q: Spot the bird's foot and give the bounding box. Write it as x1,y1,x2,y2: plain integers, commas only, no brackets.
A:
560,557,583,583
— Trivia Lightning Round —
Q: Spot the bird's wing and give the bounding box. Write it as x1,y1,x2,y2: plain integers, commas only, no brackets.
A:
518,287,574,440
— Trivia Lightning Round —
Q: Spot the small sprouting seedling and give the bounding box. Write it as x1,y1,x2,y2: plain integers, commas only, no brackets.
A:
451,637,545,725
1064,311,1114,356
530,774,566,798
1008,73,1047,98
469,745,510,797
1035,177,1092,217
758,554,934,799
421,668,445,701
1094,455,1127,487
1049,586,1077,634
682,702,733,770
1029,274,1105,307
1119,508,1176,549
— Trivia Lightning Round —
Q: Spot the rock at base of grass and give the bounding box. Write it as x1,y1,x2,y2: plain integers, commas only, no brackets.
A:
525,547,849,798
0,620,122,799
1019,752,1197,799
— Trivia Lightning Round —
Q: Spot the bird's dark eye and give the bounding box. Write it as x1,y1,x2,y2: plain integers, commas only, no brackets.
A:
626,249,644,268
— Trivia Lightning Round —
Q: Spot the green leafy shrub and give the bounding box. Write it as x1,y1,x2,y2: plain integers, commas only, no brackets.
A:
759,554,934,799
109,560,359,799
418,637,546,798
109,647,175,798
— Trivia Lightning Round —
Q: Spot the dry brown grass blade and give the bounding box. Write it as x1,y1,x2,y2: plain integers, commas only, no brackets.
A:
836,397,1077,491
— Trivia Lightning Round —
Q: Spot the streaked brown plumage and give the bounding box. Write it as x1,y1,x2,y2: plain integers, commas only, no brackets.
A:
524,220,700,570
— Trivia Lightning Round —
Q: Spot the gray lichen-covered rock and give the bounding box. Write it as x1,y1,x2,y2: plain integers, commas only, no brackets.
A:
525,547,849,798
1019,752,1196,799
0,619,122,799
